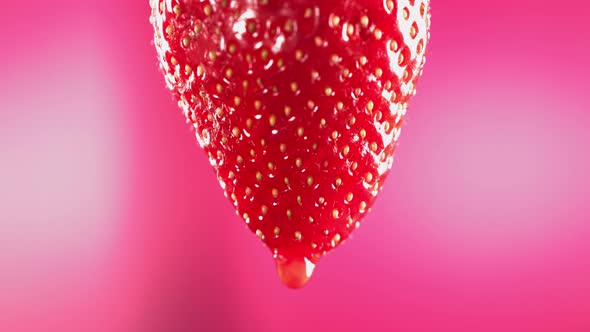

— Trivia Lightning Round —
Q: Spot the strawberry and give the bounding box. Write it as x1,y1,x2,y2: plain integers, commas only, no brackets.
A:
150,0,430,288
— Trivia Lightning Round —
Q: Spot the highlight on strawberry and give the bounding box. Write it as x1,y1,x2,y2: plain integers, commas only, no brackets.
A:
150,0,431,288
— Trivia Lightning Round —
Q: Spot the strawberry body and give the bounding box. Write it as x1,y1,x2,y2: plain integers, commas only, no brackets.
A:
150,0,430,288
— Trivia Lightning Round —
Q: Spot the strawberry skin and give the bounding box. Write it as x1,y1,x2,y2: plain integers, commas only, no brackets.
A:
150,0,430,287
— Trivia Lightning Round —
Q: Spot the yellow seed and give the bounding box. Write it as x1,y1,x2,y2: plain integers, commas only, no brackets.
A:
203,4,212,16
247,22,256,33
182,36,191,48
390,40,398,52
295,49,304,61
256,172,263,181
386,0,394,12
347,23,354,36
294,231,302,241
374,28,383,40
307,176,314,186
346,192,354,202
314,36,323,47
327,55,338,66
173,5,182,16
375,110,383,121
332,209,339,219
272,188,279,198
375,68,383,78
359,129,367,139
261,49,269,61
274,227,280,236
269,114,277,126
331,15,340,27
370,142,378,151
333,234,341,245
232,127,240,137
261,205,268,215
359,56,368,66
284,106,292,117
360,16,369,28
284,19,294,32
403,7,410,20
342,145,350,156
360,201,367,211
311,70,320,81
295,158,302,167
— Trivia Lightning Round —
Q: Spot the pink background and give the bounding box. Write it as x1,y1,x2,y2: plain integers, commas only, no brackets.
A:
1,1,589,331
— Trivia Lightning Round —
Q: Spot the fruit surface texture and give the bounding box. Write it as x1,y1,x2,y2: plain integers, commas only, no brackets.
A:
150,0,430,288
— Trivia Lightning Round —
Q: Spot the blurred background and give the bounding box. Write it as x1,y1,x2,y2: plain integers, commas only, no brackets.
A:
1,1,589,331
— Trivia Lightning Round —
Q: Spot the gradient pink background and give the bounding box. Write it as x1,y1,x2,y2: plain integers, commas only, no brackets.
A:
1,1,589,331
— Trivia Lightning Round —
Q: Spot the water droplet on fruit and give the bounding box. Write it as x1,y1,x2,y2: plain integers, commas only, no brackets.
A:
275,255,317,289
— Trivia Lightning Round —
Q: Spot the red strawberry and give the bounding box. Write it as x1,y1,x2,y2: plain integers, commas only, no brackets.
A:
150,0,430,288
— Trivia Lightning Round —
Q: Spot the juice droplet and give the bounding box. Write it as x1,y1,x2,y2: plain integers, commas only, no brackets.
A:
275,256,317,289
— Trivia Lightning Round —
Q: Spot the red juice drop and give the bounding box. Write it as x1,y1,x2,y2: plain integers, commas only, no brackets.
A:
275,256,318,289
